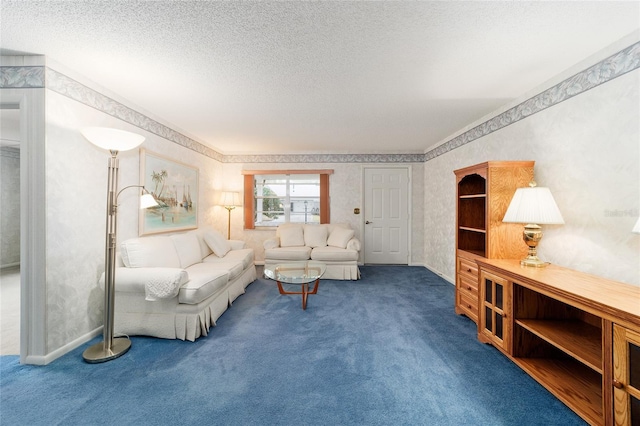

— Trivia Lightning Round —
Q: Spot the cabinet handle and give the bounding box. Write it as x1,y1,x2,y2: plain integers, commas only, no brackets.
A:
613,380,625,389
467,286,472,291
466,304,472,309
467,268,472,273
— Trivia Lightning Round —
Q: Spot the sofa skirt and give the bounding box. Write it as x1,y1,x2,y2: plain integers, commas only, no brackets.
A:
114,266,257,341
323,264,361,280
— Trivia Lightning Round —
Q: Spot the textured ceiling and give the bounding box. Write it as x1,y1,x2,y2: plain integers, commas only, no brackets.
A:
1,1,639,155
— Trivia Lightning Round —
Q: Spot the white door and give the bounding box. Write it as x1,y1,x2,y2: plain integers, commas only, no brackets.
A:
363,167,409,264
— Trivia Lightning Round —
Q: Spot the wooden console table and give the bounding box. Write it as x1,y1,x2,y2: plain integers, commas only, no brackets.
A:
475,259,640,426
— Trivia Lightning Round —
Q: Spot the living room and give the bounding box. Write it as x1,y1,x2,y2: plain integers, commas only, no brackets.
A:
1,3,639,422
1,0,638,365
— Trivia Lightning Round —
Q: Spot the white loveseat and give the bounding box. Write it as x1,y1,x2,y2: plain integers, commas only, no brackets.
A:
110,228,256,341
263,223,361,280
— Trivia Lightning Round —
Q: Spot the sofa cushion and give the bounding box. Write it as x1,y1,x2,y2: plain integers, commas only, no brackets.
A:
204,230,231,257
120,236,181,268
178,265,229,304
304,225,328,248
203,248,255,270
170,233,202,268
279,225,305,247
264,246,312,261
192,228,214,259
311,246,359,262
327,227,355,249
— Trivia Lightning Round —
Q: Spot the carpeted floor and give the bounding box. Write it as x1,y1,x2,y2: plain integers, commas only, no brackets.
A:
0,266,585,425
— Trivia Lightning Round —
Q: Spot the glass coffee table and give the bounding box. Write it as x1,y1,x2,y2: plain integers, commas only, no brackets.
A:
264,261,326,310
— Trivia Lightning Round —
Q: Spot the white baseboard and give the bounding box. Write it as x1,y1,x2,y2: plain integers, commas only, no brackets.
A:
25,327,103,365
422,264,454,285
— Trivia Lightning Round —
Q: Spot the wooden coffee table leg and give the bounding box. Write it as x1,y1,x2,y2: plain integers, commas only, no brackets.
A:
302,283,308,310
308,278,320,294
277,280,319,310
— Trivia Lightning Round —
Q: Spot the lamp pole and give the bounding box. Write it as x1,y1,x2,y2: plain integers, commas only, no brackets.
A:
225,205,235,239
80,127,154,364
83,150,131,363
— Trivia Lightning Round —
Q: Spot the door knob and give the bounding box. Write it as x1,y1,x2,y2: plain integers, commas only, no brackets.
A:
613,380,625,389
365,221,373,224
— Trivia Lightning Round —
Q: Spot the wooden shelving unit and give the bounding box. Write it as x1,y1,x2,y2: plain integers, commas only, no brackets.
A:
454,161,534,324
476,258,640,426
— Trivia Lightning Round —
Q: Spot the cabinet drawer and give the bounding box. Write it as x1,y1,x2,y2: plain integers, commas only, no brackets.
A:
458,274,478,297
458,290,478,322
458,257,478,280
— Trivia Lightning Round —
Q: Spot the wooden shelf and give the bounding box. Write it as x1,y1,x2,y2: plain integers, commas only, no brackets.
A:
459,226,486,233
458,249,486,258
514,357,603,426
459,194,486,199
516,319,602,373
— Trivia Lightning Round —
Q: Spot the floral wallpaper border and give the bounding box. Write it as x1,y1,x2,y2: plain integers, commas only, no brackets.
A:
1,40,638,164
0,66,44,88
424,41,640,161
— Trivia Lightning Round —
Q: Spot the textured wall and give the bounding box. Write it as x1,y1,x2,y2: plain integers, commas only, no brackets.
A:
423,70,640,286
0,148,20,267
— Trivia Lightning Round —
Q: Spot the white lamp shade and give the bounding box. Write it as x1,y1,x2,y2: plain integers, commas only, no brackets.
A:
140,193,159,209
221,191,241,207
81,127,145,151
633,217,640,234
503,186,564,225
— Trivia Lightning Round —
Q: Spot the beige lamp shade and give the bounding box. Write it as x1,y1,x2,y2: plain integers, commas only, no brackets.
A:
633,217,640,234
81,127,145,151
221,191,242,208
503,184,564,225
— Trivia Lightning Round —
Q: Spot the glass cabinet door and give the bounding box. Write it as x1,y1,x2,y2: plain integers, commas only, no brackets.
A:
480,271,511,353
614,324,640,426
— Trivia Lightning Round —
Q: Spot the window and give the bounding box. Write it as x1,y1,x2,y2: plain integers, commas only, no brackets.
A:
242,170,332,229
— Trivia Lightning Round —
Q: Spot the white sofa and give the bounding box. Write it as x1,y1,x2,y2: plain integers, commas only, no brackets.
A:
263,223,361,280
110,228,256,341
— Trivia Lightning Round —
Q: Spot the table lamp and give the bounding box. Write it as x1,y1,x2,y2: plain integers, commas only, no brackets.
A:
503,180,564,267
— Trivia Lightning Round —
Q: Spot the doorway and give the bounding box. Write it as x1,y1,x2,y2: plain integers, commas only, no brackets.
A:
0,106,21,355
363,167,410,264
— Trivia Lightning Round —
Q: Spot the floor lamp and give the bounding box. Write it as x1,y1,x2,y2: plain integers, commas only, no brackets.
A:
80,127,157,363
221,191,241,239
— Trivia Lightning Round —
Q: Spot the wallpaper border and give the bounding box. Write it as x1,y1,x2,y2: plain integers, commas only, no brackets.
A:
0,66,44,88
424,41,640,161
1,40,638,164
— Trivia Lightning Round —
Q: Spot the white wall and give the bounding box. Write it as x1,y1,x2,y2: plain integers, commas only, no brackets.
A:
423,66,640,286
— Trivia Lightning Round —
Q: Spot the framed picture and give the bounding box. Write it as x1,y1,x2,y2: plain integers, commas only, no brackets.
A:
139,149,198,235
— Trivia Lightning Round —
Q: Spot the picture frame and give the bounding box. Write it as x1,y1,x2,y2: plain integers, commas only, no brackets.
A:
139,149,198,235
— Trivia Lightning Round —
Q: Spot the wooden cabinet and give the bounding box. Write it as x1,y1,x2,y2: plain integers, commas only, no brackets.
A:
479,270,511,353
476,259,640,426
454,161,534,324
613,325,640,425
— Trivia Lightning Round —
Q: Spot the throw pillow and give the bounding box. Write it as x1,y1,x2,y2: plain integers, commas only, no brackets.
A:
279,225,305,247
327,227,355,249
204,230,231,258
170,233,202,268
304,225,328,248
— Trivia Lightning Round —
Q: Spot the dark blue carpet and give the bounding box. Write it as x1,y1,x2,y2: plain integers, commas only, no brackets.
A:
1,266,585,425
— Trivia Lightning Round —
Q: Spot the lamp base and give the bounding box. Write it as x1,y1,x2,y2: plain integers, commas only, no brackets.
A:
82,337,131,363
520,255,550,268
